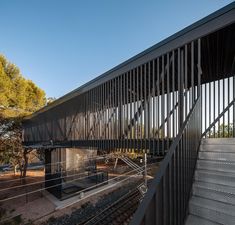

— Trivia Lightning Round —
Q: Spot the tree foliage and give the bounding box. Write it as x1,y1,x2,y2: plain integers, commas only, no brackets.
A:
0,54,46,117
47,97,56,105
209,123,234,138
0,54,47,177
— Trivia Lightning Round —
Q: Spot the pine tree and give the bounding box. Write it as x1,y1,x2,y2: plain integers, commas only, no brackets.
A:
0,54,47,177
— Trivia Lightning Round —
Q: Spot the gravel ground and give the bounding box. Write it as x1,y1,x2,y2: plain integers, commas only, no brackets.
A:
38,180,141,225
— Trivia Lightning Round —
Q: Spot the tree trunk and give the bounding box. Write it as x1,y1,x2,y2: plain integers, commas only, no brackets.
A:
22,150,28,177
14,165,17,176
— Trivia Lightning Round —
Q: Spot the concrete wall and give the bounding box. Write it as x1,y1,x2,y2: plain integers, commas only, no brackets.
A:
65,148,97,171
49,148,97,174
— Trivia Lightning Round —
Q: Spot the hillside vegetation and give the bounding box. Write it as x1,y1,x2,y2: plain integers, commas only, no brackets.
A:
0,55,46,117
0,54,46,176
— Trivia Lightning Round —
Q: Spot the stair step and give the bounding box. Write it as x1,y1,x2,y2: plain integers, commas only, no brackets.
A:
189,196,235,224
201,138,235,145
198,151,235,162
195,170,235,187
193,182,235,205
185,215,221,225
197,160,235,173
200,144,235,152
187,139,235,225
194,181,235,195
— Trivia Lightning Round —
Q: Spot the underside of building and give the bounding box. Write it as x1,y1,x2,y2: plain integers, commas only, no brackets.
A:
22,2,235,224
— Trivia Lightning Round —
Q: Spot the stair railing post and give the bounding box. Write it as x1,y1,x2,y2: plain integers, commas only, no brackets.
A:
178,48,184,129
144,153,147,186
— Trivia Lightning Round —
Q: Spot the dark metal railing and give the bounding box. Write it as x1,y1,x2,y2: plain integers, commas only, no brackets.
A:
201,76,235,138
130,96,201,225
23,40,202,158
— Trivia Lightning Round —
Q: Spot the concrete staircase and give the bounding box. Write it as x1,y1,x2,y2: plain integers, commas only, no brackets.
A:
185,138,235,225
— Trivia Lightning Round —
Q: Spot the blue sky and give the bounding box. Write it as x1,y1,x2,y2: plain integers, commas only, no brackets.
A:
0,0,233,98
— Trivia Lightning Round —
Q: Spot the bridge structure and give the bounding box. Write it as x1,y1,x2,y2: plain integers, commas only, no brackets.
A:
22,3,235,225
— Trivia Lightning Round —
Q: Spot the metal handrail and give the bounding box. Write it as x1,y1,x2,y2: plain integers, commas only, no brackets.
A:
202,97,235,138
130,96,201,225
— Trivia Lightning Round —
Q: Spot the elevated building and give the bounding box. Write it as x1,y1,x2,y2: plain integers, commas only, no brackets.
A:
23,2,235,224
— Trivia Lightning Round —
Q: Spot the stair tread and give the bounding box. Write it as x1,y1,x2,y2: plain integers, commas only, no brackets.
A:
196,169,235,178
185,215,221,225
199,151,235,154
188,139,235,224
189,202,235,225
197,159,235,165
195,170,235,187
201,138,235,145
200,145,235,152
194,181,235,195
190,196,235,216
197,159,235,172
199,152,235,159
193,183,235,205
